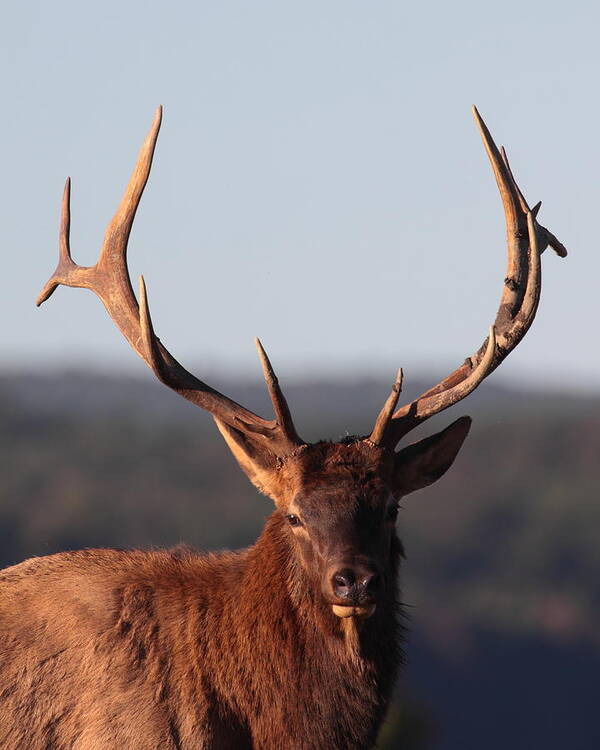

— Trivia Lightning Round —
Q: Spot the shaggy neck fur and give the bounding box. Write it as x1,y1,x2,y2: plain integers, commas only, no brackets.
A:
207,512,404,749
0,512,404,750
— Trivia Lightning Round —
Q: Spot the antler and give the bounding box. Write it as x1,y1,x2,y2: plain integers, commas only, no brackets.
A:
369,106,567,449
37,107,303,456
38,106,566,460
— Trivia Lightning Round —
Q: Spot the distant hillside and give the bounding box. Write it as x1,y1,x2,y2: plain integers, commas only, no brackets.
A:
2,367,597,428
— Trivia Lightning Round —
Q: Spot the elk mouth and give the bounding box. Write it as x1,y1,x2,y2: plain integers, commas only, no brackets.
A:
331,604,376,619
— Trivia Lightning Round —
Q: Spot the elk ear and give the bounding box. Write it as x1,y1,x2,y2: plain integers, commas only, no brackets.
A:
214,418,284,502
392,416,471,497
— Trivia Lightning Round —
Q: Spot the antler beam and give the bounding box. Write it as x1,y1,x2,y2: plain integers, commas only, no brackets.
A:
372,106,567,449
37,107,303,455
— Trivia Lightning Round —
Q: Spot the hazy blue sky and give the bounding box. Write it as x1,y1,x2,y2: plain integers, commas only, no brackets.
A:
3,1,598,391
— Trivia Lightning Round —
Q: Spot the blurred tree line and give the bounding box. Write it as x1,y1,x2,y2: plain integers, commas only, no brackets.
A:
2,370,599,749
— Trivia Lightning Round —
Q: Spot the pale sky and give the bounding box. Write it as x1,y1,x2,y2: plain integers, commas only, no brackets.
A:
2,1,598,391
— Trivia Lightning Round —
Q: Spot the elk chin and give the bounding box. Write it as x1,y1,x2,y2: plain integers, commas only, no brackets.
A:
331,604,376,619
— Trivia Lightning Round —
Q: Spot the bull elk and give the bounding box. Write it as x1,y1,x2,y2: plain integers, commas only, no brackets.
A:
0,108,566,749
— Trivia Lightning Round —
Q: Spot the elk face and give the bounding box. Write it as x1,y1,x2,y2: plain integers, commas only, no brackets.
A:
280,442,397,619
258,418,472,619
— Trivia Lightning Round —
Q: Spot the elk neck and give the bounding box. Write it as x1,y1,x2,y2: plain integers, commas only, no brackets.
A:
238,511,404,661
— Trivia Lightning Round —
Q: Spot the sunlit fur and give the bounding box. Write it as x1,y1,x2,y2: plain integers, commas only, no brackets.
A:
0,426,469,749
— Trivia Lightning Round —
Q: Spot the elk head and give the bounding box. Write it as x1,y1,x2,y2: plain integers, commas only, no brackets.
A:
37,107,566,620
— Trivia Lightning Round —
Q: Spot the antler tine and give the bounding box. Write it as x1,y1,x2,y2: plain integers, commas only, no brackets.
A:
368,369,403,446
255,338,302,445
60,178,72,264
99,106,162,273
500,145,568,259
379,108,567,449
138,275,169,381
36,178,75,305
472,105,528,323
37,108,304,454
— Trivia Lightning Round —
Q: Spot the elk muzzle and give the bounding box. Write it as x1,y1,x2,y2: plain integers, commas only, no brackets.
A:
328,564,380,619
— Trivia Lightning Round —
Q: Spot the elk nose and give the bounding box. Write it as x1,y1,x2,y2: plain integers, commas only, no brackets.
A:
332,568,356,600
358,571,380,597
331,568,380,602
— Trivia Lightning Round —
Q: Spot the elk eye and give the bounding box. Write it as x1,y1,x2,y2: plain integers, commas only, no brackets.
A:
286,514,302,527
387,503,399,521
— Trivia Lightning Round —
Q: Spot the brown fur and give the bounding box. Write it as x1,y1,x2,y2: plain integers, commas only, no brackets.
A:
0,426,470,749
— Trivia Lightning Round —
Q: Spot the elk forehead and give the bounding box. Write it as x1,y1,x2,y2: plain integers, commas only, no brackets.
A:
281,440,395,509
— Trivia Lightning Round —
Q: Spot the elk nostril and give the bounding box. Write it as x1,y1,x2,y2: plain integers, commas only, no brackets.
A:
359,572,380,594
332,569,355,598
